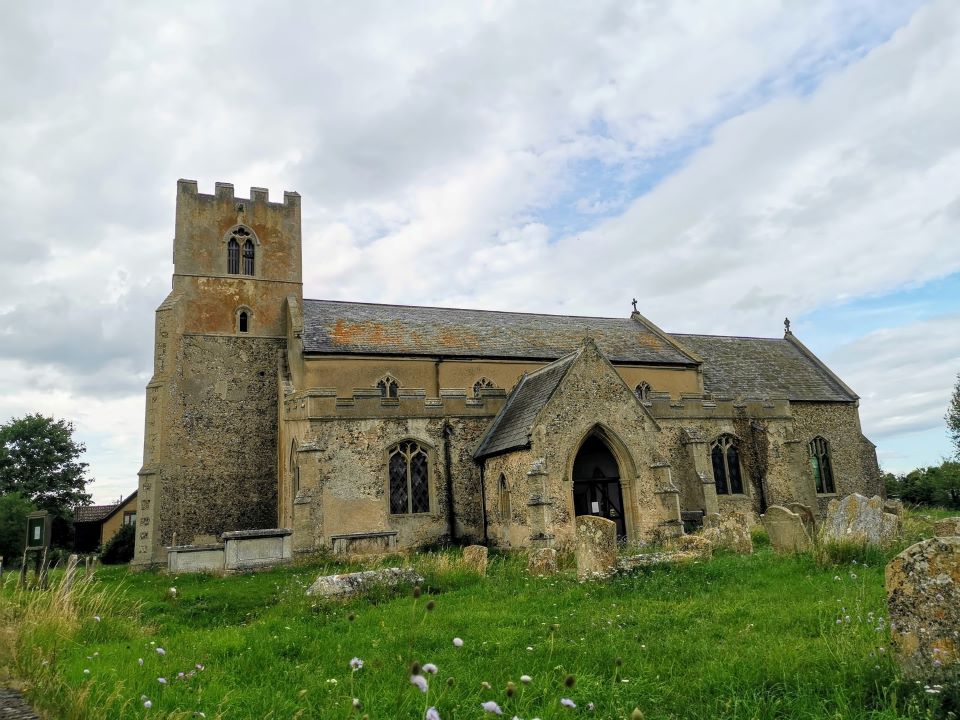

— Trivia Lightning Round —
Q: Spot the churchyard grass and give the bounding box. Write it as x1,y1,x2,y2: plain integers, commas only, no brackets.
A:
0,517,952,719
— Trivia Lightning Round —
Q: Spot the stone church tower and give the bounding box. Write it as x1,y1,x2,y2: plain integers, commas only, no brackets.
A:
133,180,302,565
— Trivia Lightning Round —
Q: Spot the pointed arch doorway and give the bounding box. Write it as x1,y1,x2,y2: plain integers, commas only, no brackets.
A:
572,435,626,539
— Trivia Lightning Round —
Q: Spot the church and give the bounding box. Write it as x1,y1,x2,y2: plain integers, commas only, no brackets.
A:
132,181,882,566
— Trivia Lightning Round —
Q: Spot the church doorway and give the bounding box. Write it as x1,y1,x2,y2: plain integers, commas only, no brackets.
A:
572,435,626,540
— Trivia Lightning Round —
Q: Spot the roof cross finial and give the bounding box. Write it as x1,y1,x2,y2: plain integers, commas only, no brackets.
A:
631,298,638,313
784,317,791,335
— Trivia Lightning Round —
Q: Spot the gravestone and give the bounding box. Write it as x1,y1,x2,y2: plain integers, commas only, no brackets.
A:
462,545,488,576
527,548,557,576
787,502,816,537
883,499,904,518
820,493,899,547
575,515,617,580
702,511,753,554
762,506,812,553
668,534,713,559
306,567,424,598
886,537,960,681
933,517,960,536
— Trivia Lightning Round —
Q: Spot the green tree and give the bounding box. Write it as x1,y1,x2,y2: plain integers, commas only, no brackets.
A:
0,492,37,563
948,371,960,460
0,414,92,519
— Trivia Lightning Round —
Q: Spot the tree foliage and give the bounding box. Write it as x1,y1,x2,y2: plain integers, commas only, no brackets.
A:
885,460,960,509
0,414,91,519
0,492,37,563
100,522,136,564
948,371,960,460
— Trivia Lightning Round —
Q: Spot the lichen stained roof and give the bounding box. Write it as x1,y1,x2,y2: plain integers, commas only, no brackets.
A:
302,300,697,365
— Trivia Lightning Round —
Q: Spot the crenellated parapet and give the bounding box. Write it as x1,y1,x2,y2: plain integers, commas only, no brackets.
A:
283,386,508,421
177,179,301,208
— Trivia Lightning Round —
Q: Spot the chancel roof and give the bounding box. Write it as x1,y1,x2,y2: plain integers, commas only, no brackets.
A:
675,334,857,402
302,300,698,365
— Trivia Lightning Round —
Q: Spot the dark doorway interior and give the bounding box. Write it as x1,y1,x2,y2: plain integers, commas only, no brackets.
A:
572,435,626,539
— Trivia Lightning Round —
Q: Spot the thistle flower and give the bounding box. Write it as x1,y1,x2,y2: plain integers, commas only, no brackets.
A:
520,675,532,684
423,663,438,674
481,700,503,715
144,700,152,709
561,698,576,708
411,674,429,693
426,709,441,720
350,657,364,670
156,648,166,656
158,677,167,684
453,637,464,647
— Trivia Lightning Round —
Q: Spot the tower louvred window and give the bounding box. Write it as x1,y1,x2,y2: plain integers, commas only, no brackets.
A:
243,239,254,275
388,441,430,514
227,239,240,274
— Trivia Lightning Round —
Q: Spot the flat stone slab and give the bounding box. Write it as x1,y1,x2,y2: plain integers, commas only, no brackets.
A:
618,551,703,571
0,687,39,719
306,567,424,598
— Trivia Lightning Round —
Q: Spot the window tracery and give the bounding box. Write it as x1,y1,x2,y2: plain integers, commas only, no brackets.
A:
711,434,744,495
635,381,652,401
809,436,835,494
377,375,400,399
226,226,255,275
473,377,497,397
388,441,430,514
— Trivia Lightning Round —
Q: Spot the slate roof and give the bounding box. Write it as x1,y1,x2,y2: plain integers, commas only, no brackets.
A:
674,334,857,402
302,300,698,365
74,504,118,523
474,350,580,459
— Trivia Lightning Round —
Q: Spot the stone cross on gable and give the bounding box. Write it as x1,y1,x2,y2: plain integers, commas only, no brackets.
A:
784,317,791,334
631,298,638,312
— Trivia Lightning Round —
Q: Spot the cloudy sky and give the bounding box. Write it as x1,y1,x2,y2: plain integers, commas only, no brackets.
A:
1,1,958,504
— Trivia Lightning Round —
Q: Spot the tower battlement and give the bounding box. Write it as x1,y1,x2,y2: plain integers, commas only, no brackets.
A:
177,178,300,207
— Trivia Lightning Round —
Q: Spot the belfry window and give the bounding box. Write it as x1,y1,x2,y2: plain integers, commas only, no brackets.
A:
473,377,496,397
377,375,399,399
388,441,430,514
227,239,240,274
711,434,744,495
243,239,255,275
635,381,652,401
809,436,836,494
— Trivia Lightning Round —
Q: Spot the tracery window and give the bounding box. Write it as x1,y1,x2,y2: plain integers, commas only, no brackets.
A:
226,226,255,275
711,434,744,495
388,441,430,514
227,239,240,274
473,377,497,397
809,436,836,494
377,375,399,399
635,381,652,401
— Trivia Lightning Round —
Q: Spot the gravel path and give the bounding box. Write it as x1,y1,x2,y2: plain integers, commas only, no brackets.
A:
0,688,38,720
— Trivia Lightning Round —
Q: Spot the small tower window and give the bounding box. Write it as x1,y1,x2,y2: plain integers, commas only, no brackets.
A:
243,239,255,275
227,239,240,274
377,375,399,399
635,381,652,401
238,311,249,333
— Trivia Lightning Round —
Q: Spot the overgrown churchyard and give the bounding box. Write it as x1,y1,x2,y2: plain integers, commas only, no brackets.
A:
1,506,959,719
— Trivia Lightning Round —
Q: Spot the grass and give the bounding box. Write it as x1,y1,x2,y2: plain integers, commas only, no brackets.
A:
0,513,954,720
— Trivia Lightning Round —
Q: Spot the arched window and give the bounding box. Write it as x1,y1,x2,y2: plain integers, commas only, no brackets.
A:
388,441,430,514
498,474,511,523
238,310,249,333
473,377,497,397
227,239,240,274
377,375,399,399
635,381,652,401
809,436,835,494
711,434,744,495
226,226,255,275
243,239,255,275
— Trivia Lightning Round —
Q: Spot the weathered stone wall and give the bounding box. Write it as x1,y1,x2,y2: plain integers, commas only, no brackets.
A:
158,335,282,546
293,414,491,552
483,449,535,548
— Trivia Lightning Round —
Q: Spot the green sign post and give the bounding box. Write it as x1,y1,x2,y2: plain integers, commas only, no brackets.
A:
19,511,52,588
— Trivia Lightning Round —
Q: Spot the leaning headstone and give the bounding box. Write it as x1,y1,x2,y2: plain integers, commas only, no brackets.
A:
306,567,424,598
787,502,816,537
527,548,557,576
820,493,900,547
462,545,488,576
763,506,813,553
933,517,960,536
575,516,617,580
886,537,960,681
702,511,753,554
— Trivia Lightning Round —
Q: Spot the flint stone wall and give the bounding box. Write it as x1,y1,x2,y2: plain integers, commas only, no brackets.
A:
886,537,960,681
